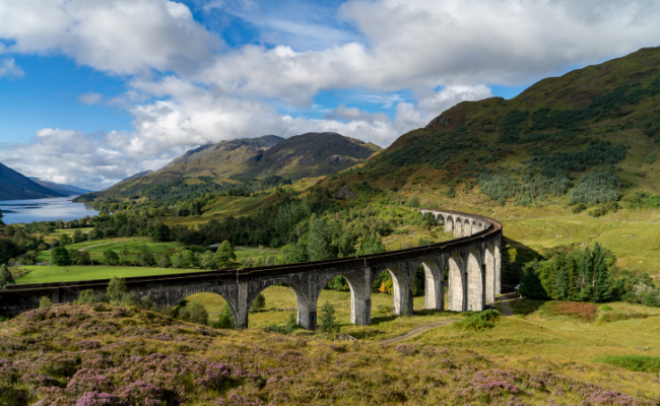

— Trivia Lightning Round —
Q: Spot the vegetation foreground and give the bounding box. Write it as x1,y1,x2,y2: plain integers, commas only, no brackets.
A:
2,289,660,405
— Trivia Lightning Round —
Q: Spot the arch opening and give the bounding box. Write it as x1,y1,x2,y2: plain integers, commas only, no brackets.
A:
371,267,412,318
416,260,444,311
181,291,238,329
248,282,311,330
321,273,369,327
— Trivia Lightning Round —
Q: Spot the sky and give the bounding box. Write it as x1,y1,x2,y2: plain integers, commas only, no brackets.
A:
0,0,659,190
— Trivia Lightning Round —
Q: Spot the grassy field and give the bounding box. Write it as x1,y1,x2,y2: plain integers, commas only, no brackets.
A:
36,237,183,263
13,265,202,284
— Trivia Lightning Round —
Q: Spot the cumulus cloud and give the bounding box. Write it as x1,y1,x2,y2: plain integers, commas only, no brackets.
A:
77,92,103,106
0,58,24,78
0,0,218,75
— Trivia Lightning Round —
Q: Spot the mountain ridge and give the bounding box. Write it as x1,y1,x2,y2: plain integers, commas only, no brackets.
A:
29,178,94,196
0,163,65,201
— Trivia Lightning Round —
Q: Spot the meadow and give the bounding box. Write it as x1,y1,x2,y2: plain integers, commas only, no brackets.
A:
13,265,203,284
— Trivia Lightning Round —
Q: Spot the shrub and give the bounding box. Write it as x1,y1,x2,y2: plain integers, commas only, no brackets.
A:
178,301,209,325
251,293,266,311
0,263,15,288
318,301,340,335
103,249,119,266
263,314,298,334
571,202,587,214
107,277,127,303
39,296,52,309
157,255,172,268
454,309,501,331
75,289,103,305
600,305,612,311
51,247,71,266
120,292,155,311
212,304,234,329
595,355,660,373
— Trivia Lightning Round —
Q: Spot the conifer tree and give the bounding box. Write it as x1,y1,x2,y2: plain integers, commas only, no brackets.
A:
578,246,593,301
566,255,580,300
307,218,331,261
592,243,611,303
518,259,548,299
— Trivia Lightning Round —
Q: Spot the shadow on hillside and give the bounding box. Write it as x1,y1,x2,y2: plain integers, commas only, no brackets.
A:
501,236,542,293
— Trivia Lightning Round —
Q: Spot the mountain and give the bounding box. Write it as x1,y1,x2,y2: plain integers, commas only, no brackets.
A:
121,170,153,183
0,163,65,201
77,133,381,202
323,46,660,210
29,178,94,196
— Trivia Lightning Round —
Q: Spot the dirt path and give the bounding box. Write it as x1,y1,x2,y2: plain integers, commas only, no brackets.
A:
497,292,518,317
378,319,460,345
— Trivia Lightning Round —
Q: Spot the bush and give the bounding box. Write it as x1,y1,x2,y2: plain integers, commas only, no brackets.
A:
454,309,501,331
571,202,587,214
39,296,52,309
51,247,71,266
595,355,660,373
157,256,172,268
120,292,155,311
178,301,209,325
318,301,340,335
107,277,127,302
263,313,298,334
212,304,234,329
251,293,266,311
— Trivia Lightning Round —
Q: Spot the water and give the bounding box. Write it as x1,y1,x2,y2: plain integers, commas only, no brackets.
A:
0,196,100,224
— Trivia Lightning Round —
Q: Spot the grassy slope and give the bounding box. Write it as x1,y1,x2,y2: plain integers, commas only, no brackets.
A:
14,265,202,284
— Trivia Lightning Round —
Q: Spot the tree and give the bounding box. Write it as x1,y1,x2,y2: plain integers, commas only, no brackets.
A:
518,259,548,299
592,243,611,303
578,246,593,301
72,229,84,244
157,256,172,268
213,304,235,329
307,218,332,261
180,250,199,269
201,250,217,270
39,296,52,308
357,234,386,256
318,300,340,335
178,301,208,325
51,247,71,266
252,293,266,311
150,223,171,242
107,277,127,302
0,264,15,288
213,241,236,268
103,249,119,266
59,233,71,247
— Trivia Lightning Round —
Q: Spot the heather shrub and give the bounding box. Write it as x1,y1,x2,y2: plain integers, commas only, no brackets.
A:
75,289,105,305
0,382,28,406
262,313,297,334
178,301,209,325
454,309,501,331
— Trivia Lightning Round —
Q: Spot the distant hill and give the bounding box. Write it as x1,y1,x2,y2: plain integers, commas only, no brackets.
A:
0,163,65,201
77,133,381,202
121,170,153,183
323,46,660,210
29,178,94,196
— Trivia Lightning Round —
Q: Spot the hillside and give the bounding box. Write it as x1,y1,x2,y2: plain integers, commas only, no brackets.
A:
77,133,381,202
0,162,65,201
29,177,94,196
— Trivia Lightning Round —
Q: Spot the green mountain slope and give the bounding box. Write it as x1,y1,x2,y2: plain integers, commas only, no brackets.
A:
78,133,381,202
0,162,65,201
326,47,660,207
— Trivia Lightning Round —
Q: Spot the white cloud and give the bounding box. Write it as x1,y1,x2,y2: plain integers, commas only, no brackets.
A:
0,58,24,78
0,0,218,75
77,92,103,106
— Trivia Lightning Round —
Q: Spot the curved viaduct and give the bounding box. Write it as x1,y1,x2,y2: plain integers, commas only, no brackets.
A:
0,209,502,330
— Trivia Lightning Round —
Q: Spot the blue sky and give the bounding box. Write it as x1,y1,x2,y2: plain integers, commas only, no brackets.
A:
0,0,658,189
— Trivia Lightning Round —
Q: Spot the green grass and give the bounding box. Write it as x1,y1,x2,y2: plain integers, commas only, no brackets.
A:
14,265,202,284
595,355,660,373
37,238,184,263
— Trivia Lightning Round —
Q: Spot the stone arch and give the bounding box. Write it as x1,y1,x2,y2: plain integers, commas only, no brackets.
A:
420,259,444,311
446,216,455,234
456,219,464,238
447,254,465,311
471,220,477,236
317,273,370,327
435,213,445,225
494,238,502,295
485,242,496,303
467,248,484,311
383,267,413,316
247,281,314,329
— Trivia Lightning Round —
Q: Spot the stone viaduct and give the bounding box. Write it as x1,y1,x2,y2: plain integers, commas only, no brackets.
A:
0,209,502,330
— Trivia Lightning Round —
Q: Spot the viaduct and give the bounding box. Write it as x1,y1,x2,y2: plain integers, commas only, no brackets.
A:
0,209,502,330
